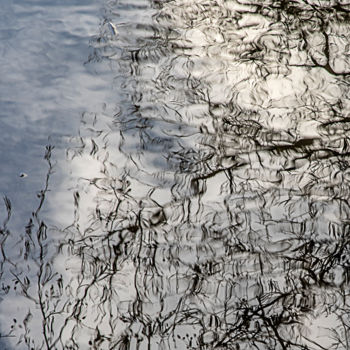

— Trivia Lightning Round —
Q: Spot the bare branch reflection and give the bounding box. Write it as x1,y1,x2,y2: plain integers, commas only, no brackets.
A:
2,0,350,349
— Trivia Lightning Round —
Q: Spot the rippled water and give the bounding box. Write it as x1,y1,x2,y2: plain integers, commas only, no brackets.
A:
1,0,350,349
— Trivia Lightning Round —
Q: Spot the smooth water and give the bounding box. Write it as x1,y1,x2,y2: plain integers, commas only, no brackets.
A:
1,0,350,349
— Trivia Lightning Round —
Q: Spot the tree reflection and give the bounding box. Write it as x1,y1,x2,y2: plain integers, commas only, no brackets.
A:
2,0,350,349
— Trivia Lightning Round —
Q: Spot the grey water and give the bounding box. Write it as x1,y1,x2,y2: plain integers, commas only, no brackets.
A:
1,0,350,349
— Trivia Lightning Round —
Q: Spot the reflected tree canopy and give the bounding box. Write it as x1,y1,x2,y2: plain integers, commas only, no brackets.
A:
1,0,350,349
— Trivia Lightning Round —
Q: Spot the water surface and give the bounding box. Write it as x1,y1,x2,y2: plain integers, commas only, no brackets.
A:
1,0,350,349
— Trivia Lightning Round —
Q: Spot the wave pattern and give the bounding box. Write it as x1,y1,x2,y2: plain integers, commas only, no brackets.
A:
2,0,350,349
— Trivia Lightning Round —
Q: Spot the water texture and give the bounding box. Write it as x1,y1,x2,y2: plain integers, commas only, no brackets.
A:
1,0,350,349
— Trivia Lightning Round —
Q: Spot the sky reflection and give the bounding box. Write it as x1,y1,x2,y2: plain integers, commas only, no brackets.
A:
0,0,114,222
1,0,350,349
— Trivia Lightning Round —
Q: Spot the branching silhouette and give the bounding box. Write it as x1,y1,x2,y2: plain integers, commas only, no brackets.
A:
2,0,350,349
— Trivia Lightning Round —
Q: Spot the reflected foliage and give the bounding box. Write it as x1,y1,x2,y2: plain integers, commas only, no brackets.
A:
2,0,350,349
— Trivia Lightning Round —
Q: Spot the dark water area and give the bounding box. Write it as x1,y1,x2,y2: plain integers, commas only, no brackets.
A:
1,0,350,349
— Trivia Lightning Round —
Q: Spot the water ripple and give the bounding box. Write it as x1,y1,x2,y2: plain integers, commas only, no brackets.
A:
2,0,350,349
